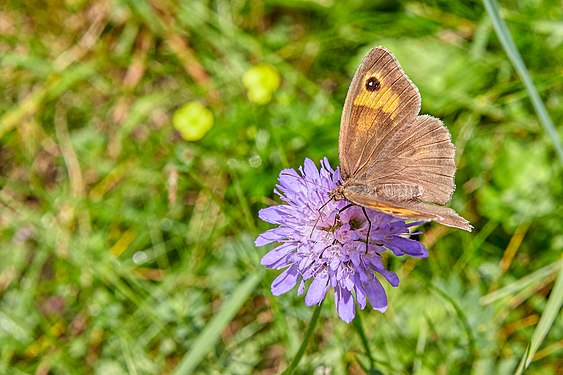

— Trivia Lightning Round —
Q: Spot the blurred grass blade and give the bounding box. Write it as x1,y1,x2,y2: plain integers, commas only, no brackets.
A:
172,272,263,375
353,312,374,364
482,0,563,165
122,0,163,34
421,276,476,358
353,312,383,375
0,62,97,139
481,260,561,305
514,262,563,374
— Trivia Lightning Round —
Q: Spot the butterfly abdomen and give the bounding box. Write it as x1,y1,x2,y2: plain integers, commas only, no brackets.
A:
375,183,423,202
337,181,422,203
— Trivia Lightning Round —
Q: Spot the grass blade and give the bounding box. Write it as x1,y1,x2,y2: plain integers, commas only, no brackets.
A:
353,312,383,375
482,0,563,165
481,260,562,305
514,262,563,374
172,272,263,375
0,62,97,139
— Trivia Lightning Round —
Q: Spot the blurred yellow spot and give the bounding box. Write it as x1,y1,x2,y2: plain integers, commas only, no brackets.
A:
173,102,213,141
242,63,281,105
110,229,136,257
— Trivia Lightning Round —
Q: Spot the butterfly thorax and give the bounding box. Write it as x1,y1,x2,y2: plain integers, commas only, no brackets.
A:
329,181,374,202
328,184,348,201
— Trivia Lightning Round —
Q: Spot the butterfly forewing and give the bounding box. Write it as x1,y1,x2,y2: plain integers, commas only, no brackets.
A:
338,47,421,179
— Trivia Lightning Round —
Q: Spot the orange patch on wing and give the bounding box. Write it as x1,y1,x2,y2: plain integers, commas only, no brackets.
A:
353,77,400,118
380,90,400,114
360,201,428,218
372,205,420,217
353,90,375,107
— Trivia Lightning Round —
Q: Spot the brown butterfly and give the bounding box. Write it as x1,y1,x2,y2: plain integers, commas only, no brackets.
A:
329,46,472,232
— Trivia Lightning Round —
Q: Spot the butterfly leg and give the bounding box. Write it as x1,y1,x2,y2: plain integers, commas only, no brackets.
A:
335,203,354,227
361,206,372,253
319,239,338,259
310,197,335,238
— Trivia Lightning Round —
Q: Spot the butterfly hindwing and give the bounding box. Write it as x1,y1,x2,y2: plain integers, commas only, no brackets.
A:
359,115,457,205
345,192,472,231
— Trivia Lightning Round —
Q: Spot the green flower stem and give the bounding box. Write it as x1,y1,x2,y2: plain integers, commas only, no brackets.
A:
281,301,324,375
353,312,383,375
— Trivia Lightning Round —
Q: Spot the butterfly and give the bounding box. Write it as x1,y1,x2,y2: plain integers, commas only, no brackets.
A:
329,46,472,232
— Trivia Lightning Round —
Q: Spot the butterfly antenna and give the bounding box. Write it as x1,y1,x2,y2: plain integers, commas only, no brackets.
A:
309,196,335,238
279,171,330,192
277,171,335,239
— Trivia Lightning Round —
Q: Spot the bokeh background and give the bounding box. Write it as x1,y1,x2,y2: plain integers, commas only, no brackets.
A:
1,0,562,374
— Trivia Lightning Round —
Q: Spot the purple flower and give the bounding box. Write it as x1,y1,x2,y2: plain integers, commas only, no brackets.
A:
256,158,428,323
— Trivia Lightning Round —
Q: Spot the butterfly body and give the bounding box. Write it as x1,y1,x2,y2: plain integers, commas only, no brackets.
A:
330,182,422,203
331,46,472,232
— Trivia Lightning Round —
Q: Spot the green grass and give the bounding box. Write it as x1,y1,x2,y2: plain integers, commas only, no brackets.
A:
1,0,562,374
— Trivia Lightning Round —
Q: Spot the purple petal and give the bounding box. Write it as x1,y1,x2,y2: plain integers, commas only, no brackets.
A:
277,169,302,194
258,206,285,224
305,274,329,306
255,227,293,246
343,274,355,290
271,265,300,296
329,256,340,271
261,243,294,267
279,168,299,179
354,278,367,310
329,269,338,288
365,253,384,269
414,243,428,258
303,158,320,181
300,263,317,279
335,287,355,323
320,157,335,175
376,269,400,287
350,250,361,267
385,236,427,257
298,279,305,296
333,167,341,182
364,278,388,312
298,255,314,271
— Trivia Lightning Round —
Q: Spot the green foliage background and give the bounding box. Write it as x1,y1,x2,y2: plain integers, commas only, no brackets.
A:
0,0,561,374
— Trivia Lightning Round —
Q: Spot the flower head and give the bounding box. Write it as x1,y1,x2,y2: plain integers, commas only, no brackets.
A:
256,158,427,322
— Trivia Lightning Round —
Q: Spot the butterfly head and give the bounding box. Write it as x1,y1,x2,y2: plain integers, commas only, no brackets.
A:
328,184,347,201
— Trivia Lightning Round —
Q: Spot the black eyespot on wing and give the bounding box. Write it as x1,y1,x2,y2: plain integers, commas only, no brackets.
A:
365,77,380,91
